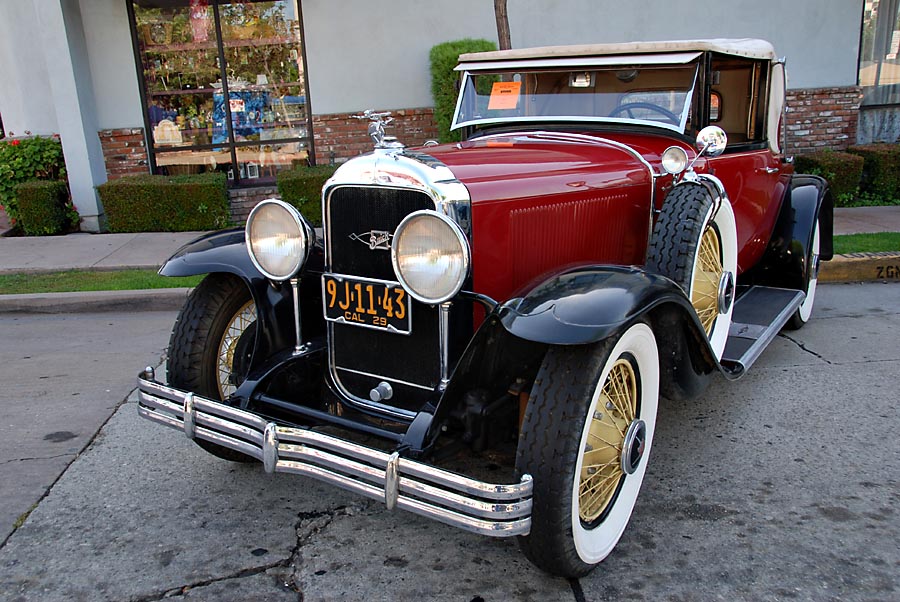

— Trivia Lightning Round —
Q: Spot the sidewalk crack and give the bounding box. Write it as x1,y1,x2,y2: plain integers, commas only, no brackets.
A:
779,333,832,364
0,453,73,465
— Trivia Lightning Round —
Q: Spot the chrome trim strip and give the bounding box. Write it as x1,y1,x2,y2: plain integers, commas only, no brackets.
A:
183,393,196,440
385,451,400,510
137,375,533,537
334,366,434,394
438,302,451,390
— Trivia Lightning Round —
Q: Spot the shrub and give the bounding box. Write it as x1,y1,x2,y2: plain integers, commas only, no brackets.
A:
794,150,864,207
15,180,75,236
97,173,229,233
0,136,67,227
430,38,497,143
276,165,337,226
846,143,900,202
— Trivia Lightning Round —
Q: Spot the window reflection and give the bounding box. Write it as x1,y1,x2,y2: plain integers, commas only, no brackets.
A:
132,0,310,185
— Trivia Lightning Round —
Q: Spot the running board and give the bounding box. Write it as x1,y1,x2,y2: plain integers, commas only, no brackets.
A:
720,286,805,377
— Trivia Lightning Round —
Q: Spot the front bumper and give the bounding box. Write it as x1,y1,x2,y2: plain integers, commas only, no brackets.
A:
136,369,532,537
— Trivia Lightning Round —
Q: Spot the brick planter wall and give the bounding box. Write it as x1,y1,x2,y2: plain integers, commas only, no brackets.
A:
785,86,862,154
312,107,439,165
228,185,279,225
99,128,149,179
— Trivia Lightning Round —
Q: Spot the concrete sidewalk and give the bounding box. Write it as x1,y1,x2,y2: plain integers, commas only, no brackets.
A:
0,206,898,313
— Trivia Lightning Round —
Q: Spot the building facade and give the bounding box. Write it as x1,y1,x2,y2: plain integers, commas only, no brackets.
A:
0,0,878,231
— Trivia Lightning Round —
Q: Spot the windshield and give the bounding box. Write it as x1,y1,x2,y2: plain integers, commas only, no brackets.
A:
453,63,699,134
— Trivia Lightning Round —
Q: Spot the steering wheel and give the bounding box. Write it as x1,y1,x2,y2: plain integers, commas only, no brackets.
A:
609,102,680,125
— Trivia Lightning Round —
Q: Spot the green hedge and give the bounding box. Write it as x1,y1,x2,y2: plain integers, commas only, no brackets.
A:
97,173,229,233
15,180,73,236
0,136,67,227
794,151,864,206
276,165,337,226
846,144,900,202
430,38,497,143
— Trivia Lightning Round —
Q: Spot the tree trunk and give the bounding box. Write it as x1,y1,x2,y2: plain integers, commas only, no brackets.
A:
494,0,511,50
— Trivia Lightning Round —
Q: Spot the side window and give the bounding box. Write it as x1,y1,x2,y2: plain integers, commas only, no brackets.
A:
710,58,769,145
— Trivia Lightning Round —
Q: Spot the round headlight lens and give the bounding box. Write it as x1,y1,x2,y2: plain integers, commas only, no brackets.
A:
661,146,689,175
245,199,313,281
391,211,470,304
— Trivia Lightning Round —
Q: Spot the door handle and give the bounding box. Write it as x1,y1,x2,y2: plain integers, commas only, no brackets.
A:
758,166,779,174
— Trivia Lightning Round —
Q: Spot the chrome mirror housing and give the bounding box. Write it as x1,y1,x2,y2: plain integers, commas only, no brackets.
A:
696,126,728,157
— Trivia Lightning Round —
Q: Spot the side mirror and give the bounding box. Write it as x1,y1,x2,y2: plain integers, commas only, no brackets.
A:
696,126,728,157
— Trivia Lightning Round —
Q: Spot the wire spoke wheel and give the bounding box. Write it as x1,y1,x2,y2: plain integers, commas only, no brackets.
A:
216,300,257,399
692,225,724,335
579,359,636,522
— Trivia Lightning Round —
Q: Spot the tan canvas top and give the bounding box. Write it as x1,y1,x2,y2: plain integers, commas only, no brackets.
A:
458,39,778,64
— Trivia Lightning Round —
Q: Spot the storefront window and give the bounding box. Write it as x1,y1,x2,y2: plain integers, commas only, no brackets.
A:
129,0,312,185
860,0,900,106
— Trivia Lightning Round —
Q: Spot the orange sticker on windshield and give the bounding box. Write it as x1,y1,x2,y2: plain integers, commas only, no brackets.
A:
487,81,522,110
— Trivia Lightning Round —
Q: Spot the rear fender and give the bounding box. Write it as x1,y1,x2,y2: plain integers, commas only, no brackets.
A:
159,229,326,362
741,175,833,289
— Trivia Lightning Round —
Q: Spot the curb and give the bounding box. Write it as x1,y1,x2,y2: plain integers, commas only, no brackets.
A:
0,288,191,314
819,252,900,283
0,254,897,315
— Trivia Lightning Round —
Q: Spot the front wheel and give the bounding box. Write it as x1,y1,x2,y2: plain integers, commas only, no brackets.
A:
167,273,258,462
516,322,660,577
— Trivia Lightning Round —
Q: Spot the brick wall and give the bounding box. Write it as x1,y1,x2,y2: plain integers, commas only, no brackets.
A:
228,185,279,225
785,86,862,154
312,107,439,165
99,128,149,179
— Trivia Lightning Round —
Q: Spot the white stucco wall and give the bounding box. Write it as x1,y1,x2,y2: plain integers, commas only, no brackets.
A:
302,0,497,115
509,0,863,90
80,0,143,129
0,1,59,135
303,0,862,116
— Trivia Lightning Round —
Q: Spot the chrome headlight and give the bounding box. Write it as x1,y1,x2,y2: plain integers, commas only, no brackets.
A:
661,146,689,175
245,199,314,281
391,211,470,304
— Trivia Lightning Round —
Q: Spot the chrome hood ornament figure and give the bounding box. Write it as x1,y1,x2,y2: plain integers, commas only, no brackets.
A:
353,110,404,149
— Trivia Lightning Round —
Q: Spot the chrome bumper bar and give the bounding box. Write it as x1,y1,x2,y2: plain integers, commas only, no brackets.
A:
136,369,532,537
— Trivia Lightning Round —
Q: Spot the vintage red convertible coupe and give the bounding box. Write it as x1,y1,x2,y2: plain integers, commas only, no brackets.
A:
137,39,831,576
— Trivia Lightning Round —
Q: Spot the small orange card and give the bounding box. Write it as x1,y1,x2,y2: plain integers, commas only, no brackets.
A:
487,81,522,110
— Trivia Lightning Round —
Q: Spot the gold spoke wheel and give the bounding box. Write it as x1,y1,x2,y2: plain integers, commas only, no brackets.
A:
579,358,637,522
216,300,257,398
691,225,723,335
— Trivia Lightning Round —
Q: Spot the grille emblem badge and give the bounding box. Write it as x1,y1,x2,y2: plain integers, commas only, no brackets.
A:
349,230,392,251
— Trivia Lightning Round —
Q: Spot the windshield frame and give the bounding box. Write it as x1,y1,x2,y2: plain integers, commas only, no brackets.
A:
451,60,700,135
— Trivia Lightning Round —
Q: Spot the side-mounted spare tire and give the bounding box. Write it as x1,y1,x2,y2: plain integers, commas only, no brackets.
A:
645,182,737,360
167,273,258,462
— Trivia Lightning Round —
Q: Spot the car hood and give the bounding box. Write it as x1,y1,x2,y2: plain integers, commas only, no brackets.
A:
424,130,685,203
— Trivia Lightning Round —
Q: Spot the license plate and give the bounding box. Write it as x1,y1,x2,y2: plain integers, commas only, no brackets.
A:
322,274,411,334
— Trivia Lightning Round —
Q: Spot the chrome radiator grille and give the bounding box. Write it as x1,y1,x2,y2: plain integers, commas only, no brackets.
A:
325,186,440,411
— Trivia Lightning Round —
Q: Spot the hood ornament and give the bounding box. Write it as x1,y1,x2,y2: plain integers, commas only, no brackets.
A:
352,110,404,150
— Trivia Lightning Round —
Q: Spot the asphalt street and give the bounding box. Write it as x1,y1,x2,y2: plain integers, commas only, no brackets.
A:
0,282,898,601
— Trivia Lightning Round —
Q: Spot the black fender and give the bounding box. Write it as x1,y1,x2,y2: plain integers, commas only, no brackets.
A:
159,228,326,366
741,174,833,290
497,265,702,345
426,266,721,447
